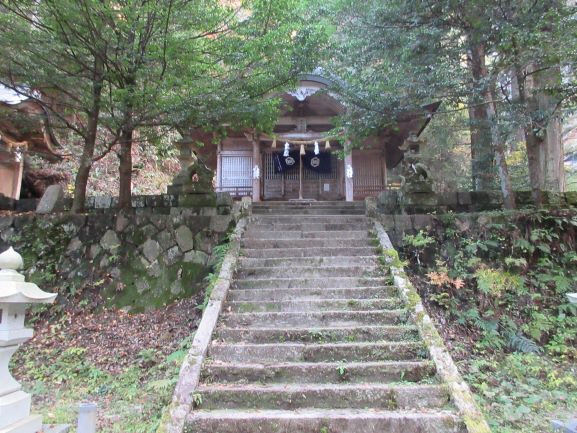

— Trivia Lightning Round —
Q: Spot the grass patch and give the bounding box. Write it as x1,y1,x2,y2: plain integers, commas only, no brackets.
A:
14,337,191,432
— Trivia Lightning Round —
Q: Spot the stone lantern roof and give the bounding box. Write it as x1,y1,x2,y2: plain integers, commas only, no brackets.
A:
0,247,57,304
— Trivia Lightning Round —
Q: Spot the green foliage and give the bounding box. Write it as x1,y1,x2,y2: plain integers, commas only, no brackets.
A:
13,336,192,432
9,219,77,300
401,210,577,358
403,230,435,266
465,354,577,433
474,268,524,298
325,0,576,197
198,234,231,311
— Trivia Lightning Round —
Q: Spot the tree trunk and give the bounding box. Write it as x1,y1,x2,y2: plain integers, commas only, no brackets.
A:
535,66,565,191
71,55,104,213
525,130,544,205
467,41,498,191
488,87,515,209
513,63,545,206
118,124,134,209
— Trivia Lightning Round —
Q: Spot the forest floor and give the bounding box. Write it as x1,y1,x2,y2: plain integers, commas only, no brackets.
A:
12,293,202,433
409,274,577,433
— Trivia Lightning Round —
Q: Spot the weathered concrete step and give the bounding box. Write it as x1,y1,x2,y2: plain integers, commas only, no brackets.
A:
242,238,375,249
220,310,406,328
214,324,418,344
201,360,436,384
252,208,365,215
253,201,365,207
246,222,373,231
240,246,378,258
243,230,370,240
194,383,450,410
208,342,425,363
252,204,366,210
228,298,402,313
238,255,379,268
250,215,370,224
233,277,390,290
236,266,381,280
186,409,466,433
228,286,398,301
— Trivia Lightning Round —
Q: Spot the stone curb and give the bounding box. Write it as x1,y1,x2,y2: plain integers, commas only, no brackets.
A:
157,217,248,433
372,220,492,433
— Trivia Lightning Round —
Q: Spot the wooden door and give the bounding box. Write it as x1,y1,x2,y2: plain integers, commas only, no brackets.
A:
352,150,386,199
219,153,253,197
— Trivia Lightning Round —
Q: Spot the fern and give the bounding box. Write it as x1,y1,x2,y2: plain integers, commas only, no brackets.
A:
507,333,543,354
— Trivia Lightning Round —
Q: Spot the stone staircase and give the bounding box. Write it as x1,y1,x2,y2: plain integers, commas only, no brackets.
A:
185,202,467,433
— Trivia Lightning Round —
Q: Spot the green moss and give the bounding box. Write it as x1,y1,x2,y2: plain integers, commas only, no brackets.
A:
105,251,207,312
463,413,492,433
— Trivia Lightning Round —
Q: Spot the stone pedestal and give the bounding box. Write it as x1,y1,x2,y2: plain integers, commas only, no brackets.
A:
167,137,215,197
0,247,57,433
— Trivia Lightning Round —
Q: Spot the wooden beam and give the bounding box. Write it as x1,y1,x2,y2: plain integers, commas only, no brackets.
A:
345,141,354,202
252,136,261,202
276,116,334,126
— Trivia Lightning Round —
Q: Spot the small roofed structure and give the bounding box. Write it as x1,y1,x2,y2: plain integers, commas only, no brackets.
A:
0,85,62,199
176,74,440,201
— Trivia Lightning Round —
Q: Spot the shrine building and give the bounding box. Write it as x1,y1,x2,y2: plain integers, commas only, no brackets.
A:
180,74,440,202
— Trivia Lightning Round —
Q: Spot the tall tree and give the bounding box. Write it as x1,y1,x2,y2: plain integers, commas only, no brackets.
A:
0,0,327,210
0,0,115,212
327,0,577,206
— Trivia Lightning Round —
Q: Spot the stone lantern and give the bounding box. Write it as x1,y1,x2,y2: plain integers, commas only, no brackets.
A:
0,247,57,433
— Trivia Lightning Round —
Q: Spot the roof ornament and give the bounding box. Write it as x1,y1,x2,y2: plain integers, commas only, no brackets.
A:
288,87,319,102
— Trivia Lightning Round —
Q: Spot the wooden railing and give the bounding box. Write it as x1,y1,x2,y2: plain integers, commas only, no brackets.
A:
354,185,385,200
216,186,253,198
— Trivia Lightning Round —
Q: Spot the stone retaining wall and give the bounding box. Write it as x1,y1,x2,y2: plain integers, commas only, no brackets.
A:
376,211,539,245
0,208,239,311
0,192,234,215
376,190,577,214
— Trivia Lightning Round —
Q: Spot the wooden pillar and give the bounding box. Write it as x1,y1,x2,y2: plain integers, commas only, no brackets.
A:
216,141,222,191
383,153,388,191
0,148,23,199
344,143,354,202
252,136,261,202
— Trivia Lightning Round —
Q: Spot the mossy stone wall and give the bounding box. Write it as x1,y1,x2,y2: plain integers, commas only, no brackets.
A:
0,209,236,311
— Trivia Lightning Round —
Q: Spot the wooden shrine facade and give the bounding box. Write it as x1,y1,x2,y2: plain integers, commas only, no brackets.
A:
191,74,439,202
0,85,62,199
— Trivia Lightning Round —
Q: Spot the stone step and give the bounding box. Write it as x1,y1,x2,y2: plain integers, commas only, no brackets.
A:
186,409,466,433
253,201,365,207
201,360,436,384
233,277,390,290
238,255,379,268
240,246,378,258
227,286,398,301
194,383,450,411
252,208,365,215
243,230,371,240
220,310,406,328
208,342,426,363
245,222,373,231
214,324,418,344
251,206,366,212
228,298,402,313
236,266,381,280
241,238,375,249
250,215,370,224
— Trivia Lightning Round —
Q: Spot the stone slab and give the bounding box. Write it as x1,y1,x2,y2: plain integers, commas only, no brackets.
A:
0,414,42,433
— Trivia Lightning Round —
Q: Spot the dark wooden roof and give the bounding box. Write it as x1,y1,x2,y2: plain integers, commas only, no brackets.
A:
0,99,62,160
275,75,441,168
